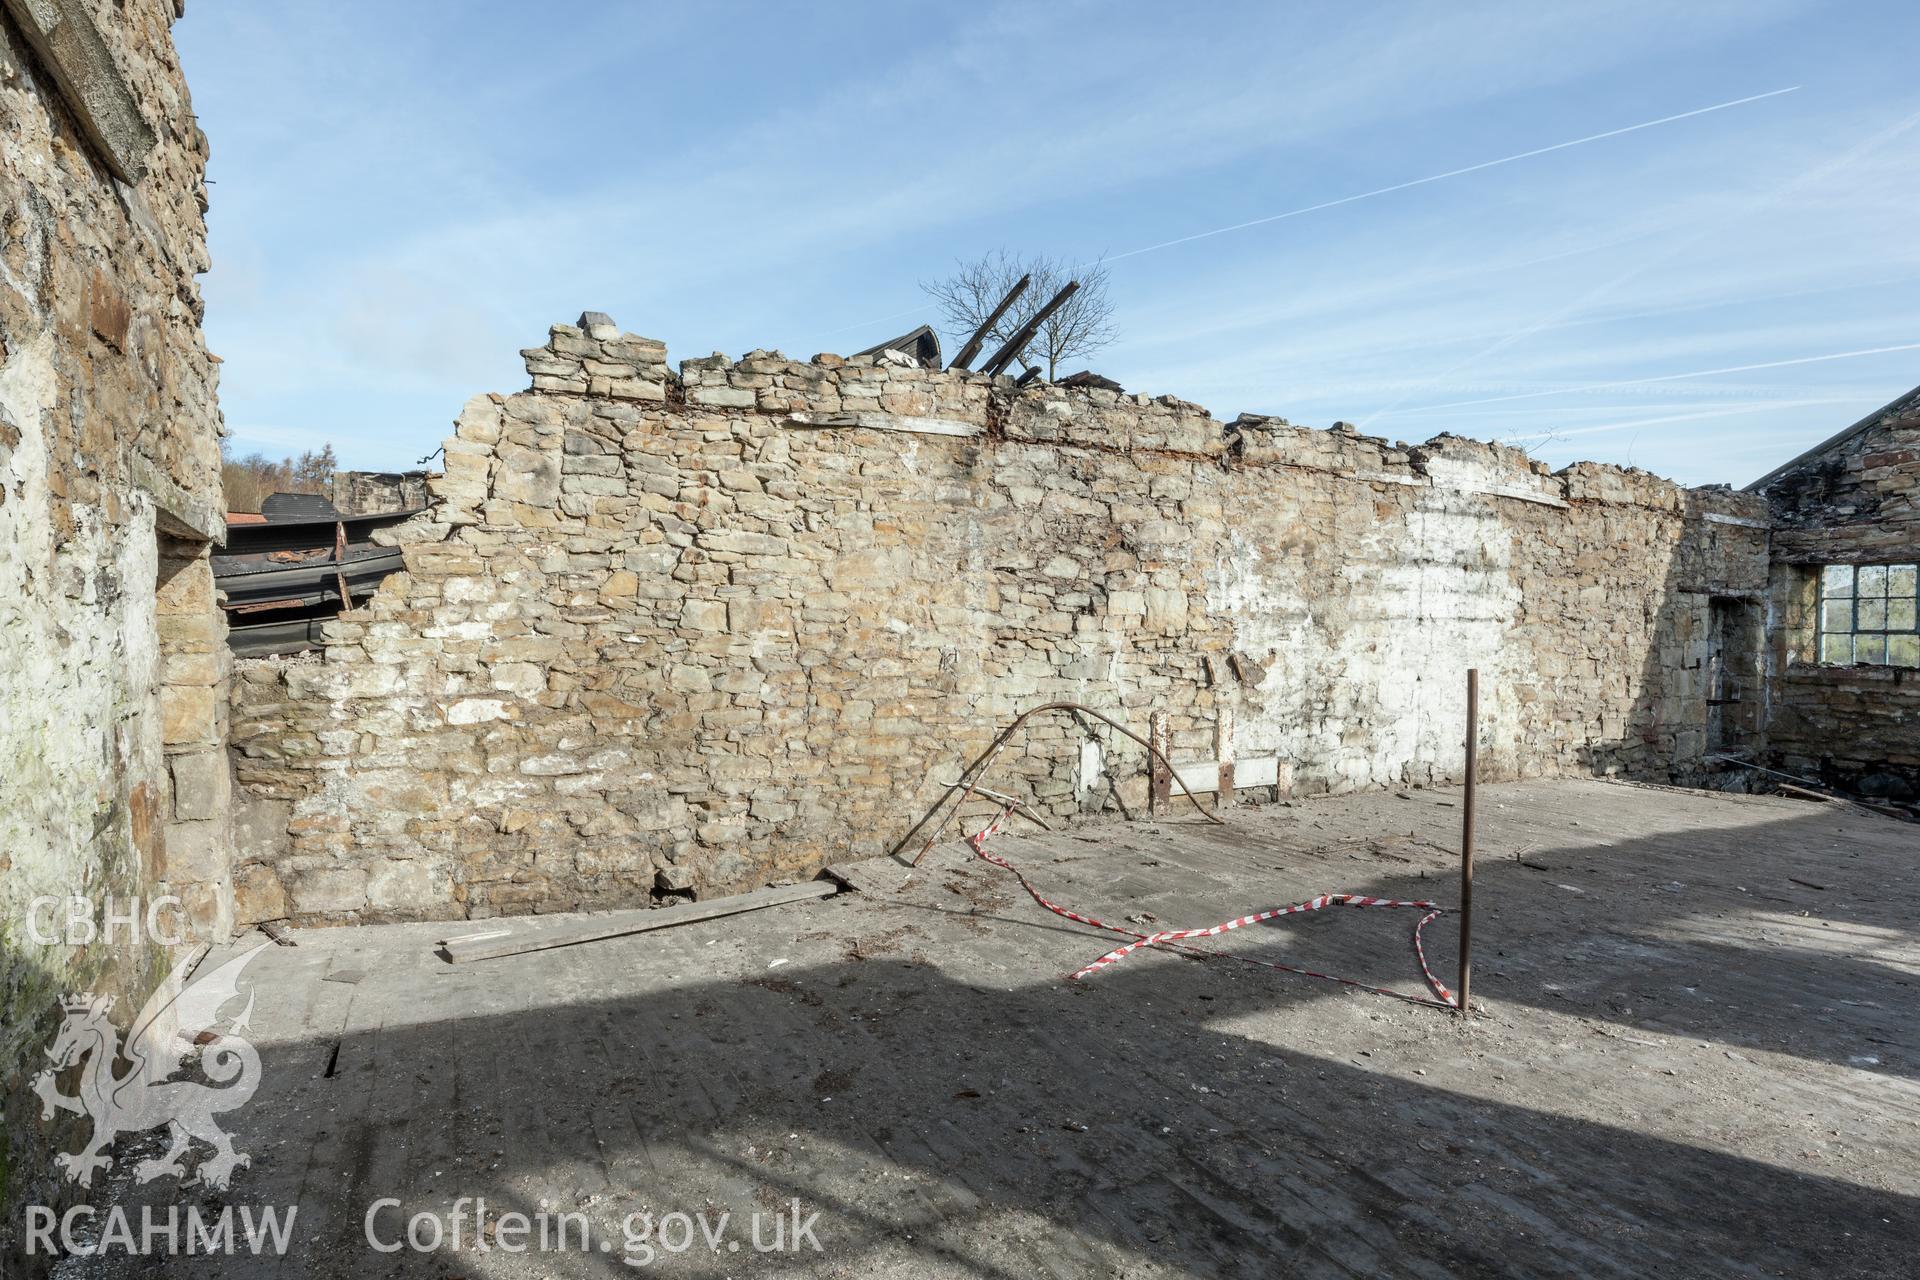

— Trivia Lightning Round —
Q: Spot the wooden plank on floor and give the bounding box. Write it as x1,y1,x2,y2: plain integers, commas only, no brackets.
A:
439,880,839,962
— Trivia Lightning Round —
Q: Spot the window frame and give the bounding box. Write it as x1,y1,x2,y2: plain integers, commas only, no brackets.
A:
1815,562,1920,668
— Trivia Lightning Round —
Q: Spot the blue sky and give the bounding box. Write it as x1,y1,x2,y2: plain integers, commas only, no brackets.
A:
176,1,1920,486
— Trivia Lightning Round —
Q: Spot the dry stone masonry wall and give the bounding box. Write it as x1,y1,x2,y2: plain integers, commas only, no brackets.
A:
228,318,1769,925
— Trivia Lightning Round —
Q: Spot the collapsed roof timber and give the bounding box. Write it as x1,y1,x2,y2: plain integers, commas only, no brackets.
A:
3,2,1917,1276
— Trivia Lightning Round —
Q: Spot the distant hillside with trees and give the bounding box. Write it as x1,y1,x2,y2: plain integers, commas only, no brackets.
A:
221,442,336,513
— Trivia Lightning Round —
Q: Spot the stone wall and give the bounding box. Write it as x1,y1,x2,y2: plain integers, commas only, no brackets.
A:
227,318,1769,926
1755,395,1920,795
332,467,432,516
1767,664,1918,796
0,0,228,1236
1763,399,1920,563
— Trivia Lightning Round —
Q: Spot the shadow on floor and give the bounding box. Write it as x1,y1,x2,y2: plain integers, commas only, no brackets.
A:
16,802,1918,1278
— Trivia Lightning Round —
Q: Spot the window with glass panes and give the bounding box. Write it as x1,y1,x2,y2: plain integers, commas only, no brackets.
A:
1818,564,1919,667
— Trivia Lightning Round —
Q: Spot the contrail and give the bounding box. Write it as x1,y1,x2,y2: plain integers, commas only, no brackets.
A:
1099,87,1801,265
1494,397,1857,443
822,87,1798,339
820,303,926,339
1360,104,1920,429
1394,344,1920,415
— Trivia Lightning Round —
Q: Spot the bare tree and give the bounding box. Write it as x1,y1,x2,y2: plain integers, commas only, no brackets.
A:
220,441,337,513
922,250,1117,381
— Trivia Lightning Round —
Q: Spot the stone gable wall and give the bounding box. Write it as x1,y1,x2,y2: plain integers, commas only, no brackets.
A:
1765,413,1920,563
0,0,227,1247
227,320,1768,925
1757,406,1920,795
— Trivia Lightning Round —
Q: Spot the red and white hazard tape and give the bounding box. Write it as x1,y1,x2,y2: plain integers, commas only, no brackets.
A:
964,805,1458,1009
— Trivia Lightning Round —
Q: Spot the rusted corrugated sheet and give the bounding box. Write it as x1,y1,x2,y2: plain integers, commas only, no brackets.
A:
215,498,421,657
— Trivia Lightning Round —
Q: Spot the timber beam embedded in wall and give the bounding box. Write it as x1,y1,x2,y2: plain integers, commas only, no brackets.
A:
1,0,157,182
783,410,982,438
132,453,224,542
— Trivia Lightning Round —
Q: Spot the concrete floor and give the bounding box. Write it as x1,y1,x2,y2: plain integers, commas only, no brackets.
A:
63,780,1920,1277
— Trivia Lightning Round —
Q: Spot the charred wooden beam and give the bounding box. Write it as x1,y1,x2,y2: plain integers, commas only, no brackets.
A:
948,274,1030,371
333,519,353,608
1014,367,1042,388
980,281,1078,378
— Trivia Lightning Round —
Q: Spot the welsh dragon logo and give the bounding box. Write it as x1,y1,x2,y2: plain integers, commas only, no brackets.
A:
32,941,273,1190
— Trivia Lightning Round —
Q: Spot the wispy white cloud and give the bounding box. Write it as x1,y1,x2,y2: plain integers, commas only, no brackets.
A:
1493,397,1857,443
1389,343,1920,415
176,0,1919,489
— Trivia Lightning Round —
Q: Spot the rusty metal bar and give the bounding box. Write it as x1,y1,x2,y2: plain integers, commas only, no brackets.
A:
937,777,1054,831
1459,668,1478,1015
1215,705,1235,809
332,519,354,608
1148,710,1171,817
889,700,1222,865
948,273,1030,371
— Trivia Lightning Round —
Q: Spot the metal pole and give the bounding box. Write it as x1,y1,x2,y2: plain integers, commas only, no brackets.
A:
1214,704,1235,810
1458,668,1478,1015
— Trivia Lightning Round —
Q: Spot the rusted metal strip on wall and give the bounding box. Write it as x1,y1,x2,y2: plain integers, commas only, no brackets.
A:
332,519,354,609
1149,710,1172,817
1216,705,1235,807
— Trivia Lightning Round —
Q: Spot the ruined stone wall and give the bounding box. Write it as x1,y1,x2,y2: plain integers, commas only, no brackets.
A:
1757,403,1920,794
0,0,227,1229
226,319,1768,925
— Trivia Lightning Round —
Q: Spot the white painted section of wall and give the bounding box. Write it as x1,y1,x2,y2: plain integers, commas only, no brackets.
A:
1172,756,1279,793
1205,477,1520,795
0,333,164,1064
1077,739,1105,795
